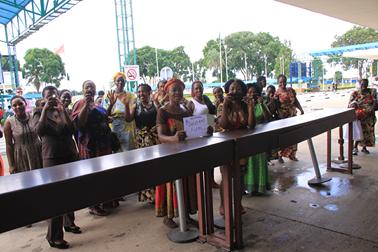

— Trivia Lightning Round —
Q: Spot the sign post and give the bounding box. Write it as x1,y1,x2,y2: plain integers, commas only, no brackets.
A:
124,65,140,91
160,67,173,80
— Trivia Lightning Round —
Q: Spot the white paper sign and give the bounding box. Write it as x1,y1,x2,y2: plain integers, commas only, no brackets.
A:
183,115,209,139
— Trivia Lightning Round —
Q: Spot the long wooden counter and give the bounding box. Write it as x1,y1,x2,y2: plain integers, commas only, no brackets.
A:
0,108,355,251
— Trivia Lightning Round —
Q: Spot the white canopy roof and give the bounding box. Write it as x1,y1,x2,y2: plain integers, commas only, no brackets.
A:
343,48,378,60
275,0,378,30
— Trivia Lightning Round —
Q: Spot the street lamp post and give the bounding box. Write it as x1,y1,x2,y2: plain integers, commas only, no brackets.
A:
224,44,229,81
264,54,267,77
244,52,248,81
219,36,223,83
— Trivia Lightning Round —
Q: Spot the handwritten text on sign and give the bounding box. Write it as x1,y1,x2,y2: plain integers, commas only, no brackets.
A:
183,115,209,139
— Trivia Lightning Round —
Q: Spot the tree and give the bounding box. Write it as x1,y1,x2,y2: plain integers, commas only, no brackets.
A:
329,26,378,79
312,57,326,84
273,40,293,78
22,48,66,92
134,46,191,82
203,32,293,82
202,39,223,81
166,46,191,81
334,71,343,84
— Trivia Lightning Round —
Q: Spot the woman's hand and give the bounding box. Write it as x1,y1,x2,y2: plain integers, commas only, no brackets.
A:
176,130,187,142
107,90,117,106
9,166,16,174
84,91,93,105
207,126,214,136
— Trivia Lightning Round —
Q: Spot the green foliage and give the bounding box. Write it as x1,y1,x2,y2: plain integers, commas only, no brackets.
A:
134,31,292,83
1,55,20,72
334,71,343,84
330,26,378,78
312,57,325,83
273,40,293,78
201,32,292,81
22,48,66,92
134,46,191,82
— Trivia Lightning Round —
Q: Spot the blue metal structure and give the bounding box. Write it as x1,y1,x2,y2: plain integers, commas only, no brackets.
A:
114,0,136,71
0,0,83,88
310,42,378,57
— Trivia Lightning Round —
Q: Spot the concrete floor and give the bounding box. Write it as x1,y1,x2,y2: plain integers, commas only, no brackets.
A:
1,90,378,252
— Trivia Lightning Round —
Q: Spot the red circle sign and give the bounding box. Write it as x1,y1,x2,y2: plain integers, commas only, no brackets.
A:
127,69,137,80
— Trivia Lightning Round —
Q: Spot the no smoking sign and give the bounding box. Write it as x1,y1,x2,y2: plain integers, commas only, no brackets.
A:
124,65,140,82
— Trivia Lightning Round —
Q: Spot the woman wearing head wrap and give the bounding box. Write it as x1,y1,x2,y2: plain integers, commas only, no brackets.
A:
103,72,136,151
124,83,159,202
155,78,197,228
274,74,304,163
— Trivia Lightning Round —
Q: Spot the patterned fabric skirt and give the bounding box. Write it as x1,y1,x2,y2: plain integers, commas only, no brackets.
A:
279,144,298,160
136,126,159,203
155,176,197,218
359,115,376,147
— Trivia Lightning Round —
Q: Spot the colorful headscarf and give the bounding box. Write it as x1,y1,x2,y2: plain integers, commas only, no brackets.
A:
113,72,126,82
164,78,185,93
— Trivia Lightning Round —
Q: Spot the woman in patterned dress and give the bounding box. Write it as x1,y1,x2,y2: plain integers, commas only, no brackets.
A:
349,79,377,154
72,80,115,216
218,79,256,215
156,78,197,228
274,74,304,163
123,84,159,202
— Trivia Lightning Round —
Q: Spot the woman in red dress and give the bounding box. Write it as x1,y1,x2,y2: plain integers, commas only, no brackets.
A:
274,74,304,163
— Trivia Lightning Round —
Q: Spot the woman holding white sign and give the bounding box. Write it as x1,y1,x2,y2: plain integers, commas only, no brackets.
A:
188,81,217,126
156,78,197,228
188,81,218,187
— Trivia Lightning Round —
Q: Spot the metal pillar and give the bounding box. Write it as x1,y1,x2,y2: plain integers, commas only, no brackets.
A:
307,138,332,185
167,179,199,243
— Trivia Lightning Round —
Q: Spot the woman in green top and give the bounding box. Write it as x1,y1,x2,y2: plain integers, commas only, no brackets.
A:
244,83,271,195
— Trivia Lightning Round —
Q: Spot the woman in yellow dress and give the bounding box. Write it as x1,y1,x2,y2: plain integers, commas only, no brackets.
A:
103,72,136,151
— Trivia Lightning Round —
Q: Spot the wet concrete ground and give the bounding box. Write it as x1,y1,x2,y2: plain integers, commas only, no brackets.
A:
1,90,378,251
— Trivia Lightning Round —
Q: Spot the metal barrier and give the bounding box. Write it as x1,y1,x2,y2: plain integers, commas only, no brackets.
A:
0,108,355,251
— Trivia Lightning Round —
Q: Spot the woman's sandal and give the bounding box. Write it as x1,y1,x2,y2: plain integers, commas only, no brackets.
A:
47,240,69,249
64,225,82,234
361,148,370,154
163,217,178,229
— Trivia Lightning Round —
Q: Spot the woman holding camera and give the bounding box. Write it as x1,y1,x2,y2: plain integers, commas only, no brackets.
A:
36,86,81,249
72,80,115,216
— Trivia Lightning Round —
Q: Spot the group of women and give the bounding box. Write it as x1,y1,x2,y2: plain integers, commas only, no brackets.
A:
1,72,325,249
